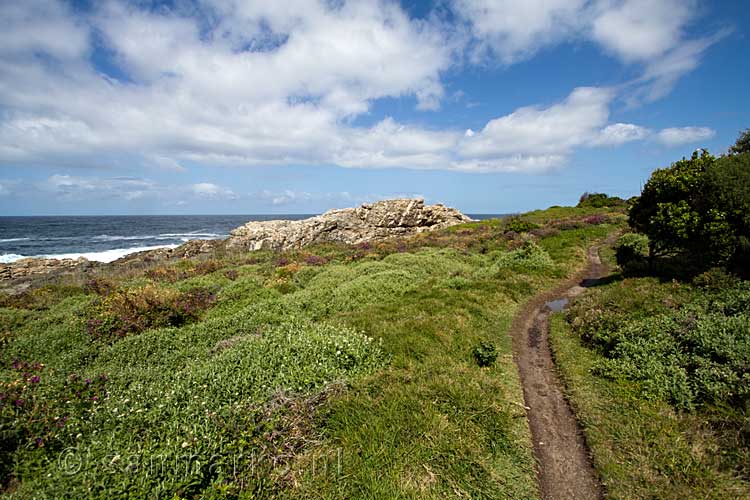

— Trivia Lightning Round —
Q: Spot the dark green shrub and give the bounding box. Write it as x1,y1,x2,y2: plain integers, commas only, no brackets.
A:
472,341,497,367
615,233,649,273
504,218,539,234
629,146,750,269
577,192,625,208
693,268,740,291
728,129,750,155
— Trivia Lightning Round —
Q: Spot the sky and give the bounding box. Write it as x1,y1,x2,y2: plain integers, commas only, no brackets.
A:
0,0,748,215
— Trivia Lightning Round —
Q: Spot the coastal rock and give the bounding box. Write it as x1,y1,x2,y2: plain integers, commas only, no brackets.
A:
227,199,472,251
113,239,222,265
1,256,94,281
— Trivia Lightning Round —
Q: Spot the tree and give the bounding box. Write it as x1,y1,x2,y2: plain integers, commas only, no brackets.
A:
705,152,750,267
728,129,750,155
577,192,625,208
629,147,750,271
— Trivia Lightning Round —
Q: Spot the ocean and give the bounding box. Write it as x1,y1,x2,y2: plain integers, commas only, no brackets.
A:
0,213,503,264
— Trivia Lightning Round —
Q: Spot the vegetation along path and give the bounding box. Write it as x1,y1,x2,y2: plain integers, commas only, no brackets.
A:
509,239,615,499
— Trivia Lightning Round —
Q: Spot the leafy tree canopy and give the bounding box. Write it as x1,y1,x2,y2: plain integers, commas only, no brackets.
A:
629,146,750,271
728,128,750,155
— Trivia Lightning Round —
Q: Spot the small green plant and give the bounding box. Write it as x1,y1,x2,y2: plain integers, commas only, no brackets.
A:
472,341,498,367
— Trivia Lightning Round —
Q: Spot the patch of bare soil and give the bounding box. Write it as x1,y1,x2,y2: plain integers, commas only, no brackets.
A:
509,241,614,499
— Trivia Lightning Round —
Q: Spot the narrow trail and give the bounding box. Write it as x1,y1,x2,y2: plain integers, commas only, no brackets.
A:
509,240,614,500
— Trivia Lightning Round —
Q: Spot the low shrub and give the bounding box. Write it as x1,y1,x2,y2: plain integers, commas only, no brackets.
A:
83,278,115,296
693,267,740,291
569,280,750,411
85,284,216,341
583,214,608,225
529,227,560,238
472,341,498,367
0,285,84,310
145,259,223,283
504,218,539,234
614,233,649,273
490,241,555,272
1,360,109,469
304,254,329,266
552,219,586,231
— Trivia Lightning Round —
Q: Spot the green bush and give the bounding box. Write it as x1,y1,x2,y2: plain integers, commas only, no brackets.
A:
577,192,625,208
472,341,497,367
629,145,750,270
504,218,539,233
614,233,649,272
488,241,555,273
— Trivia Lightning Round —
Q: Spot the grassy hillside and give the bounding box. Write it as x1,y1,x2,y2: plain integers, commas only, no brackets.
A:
0,207,622,498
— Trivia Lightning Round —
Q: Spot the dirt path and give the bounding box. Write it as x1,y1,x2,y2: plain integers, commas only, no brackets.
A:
509,241,613,499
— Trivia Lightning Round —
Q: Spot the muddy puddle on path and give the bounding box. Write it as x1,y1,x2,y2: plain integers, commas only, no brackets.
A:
544,298,569,313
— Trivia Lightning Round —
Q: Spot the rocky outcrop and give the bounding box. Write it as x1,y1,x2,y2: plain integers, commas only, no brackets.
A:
0,199,470,285
112,239,223,265
227,199,472,251
0,257,95,281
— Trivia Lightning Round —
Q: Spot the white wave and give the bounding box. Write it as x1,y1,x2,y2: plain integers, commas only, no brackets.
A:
90,232,225,242
0,253,25,263
44,244,180,263
0,237,30,243
158,232,224,238
0,245,179,264
91,234,153,242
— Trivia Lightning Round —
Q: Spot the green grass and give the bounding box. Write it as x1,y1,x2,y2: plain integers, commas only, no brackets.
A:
0,208,621,498
549,275,750,499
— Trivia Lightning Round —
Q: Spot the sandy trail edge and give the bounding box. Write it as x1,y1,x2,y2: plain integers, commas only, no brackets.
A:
508,237,615,499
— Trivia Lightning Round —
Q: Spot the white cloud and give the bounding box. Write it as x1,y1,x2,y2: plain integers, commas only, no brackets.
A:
656,127,715,147
453,0,589,64
0,1,721,177
34,175,239,203
0,0,89,60
459,87,612,158
190,182,238,200
626,30,729,104
591,123,650,146
255,189,351,206
452,0,722,104
42,175,158,202
591,0,694,62
0,0,455,171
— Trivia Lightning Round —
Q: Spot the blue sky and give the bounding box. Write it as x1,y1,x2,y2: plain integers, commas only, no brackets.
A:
0,0,747,215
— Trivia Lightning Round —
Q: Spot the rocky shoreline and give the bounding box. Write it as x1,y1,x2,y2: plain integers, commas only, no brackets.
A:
0,199,471,284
